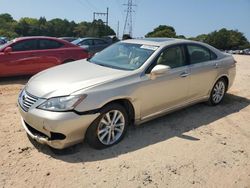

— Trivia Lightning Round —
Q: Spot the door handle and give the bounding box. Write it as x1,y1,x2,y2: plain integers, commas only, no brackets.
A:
180,72,190,77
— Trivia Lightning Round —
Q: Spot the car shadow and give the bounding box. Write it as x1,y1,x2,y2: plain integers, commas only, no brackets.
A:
0,75,31,85
30,93,249,163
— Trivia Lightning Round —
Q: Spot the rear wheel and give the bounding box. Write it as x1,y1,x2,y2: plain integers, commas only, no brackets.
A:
85,103,128,149
208,78,227,105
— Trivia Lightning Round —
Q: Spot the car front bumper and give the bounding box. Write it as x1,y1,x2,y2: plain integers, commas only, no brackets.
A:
18,103,99,149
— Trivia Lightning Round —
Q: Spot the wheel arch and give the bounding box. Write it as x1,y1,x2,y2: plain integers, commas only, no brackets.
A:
100,98,136,125
214,75,229,91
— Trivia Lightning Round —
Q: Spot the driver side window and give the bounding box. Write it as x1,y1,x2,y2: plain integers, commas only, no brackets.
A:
156,46,185,68
79,40,93,46
12,39,38,52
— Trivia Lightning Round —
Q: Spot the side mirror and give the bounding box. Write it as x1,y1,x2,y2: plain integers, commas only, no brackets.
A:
150,64,170,77
4,47,12,54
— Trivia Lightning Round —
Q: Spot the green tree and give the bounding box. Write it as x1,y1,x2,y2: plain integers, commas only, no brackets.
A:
191,28,249,50
0,13,18,38
74,19,115,37
74,21,91,37
145,25,177,38
0,13,116,39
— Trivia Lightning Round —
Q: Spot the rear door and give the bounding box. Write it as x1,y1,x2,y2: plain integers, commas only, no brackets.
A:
34,39,65,72
186,44,219,100
0,39,39,76
79,39,95,54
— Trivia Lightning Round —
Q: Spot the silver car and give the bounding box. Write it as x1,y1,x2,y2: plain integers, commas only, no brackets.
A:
18,38,236,149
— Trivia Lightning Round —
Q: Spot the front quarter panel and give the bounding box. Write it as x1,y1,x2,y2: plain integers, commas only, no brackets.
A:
73,73,142,121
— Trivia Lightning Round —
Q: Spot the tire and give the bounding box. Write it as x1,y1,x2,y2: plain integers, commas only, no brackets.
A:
85,103,129,149
207,78,227,106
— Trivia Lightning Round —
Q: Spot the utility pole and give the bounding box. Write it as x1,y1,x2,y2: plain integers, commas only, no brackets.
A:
123,0,136,37
117,21,120,39
93,7,109,26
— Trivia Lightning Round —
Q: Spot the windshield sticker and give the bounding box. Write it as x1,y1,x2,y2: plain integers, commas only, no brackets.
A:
140,45,159,51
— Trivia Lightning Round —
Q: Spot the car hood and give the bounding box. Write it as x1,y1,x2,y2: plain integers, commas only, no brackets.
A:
25,59,130,98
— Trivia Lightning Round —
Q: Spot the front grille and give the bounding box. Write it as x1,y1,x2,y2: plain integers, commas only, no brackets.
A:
19,90,39,112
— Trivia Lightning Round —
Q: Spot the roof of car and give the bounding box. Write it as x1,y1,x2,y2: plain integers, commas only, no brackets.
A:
76,37,107,41
122,38,196,46
14,36,64,42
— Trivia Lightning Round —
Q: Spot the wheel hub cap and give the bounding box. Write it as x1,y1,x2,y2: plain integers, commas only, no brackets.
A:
212,81,225,103
97,110,125,145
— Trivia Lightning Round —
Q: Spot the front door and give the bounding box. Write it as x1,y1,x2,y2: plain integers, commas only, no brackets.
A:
138,45,190,119
0,39,39,76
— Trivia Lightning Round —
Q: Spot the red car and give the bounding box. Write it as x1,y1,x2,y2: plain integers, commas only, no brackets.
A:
0,36,89,77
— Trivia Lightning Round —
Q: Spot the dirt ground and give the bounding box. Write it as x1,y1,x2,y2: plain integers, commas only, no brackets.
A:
0,55,249,188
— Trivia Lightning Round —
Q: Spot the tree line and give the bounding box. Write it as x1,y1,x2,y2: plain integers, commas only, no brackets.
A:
0,13,115,39
146,25,250,50
1,13,249,50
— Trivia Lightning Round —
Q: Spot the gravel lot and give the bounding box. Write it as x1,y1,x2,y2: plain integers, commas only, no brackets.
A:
0,55,249,188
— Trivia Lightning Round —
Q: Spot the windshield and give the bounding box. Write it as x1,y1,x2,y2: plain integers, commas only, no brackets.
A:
89,42,158,70
71,39,81,45
0,40,12,51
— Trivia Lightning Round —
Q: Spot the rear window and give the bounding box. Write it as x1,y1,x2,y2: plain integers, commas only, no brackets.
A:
78,40,93,46
187,44,217,64
39,39,64,50
94,39,107,45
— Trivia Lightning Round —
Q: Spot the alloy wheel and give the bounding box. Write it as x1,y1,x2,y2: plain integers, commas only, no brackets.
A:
97,110,125,145
212,80,225,104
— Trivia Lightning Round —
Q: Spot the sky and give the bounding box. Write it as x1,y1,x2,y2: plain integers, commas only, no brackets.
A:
0,0,250,40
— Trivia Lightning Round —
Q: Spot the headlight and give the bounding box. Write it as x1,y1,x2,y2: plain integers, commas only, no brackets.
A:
38,95,87,112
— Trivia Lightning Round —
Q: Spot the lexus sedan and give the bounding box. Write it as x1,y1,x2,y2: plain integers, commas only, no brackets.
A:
18,38,236,149
0,36,89,77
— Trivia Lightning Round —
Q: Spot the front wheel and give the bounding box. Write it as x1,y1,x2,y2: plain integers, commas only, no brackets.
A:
85,104,128,149
208,78,227,105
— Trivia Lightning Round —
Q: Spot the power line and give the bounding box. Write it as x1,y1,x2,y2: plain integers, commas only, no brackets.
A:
123,0,136,37
85,0,99,11
93,7,109,26
76,0,94,11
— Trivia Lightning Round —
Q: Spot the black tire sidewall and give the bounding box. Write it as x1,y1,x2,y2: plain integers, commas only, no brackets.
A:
85,103,129,149
209,78,226,105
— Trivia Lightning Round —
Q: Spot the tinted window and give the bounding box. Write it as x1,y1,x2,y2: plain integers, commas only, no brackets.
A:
94,39,107,45
12,40,38,51
156,46,186,68
210,50,217,60
39,39,64,50
79,40,93,46
187,45,216,64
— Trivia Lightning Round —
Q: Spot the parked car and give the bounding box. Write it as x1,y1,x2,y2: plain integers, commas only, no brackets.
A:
0,39,5,45
58,37,77,42
72,37,111,55
102,35,120,44
0,36,89,77
18,38,236,149
0,37,8,45
243,49,250,55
